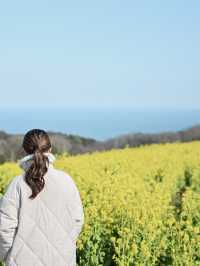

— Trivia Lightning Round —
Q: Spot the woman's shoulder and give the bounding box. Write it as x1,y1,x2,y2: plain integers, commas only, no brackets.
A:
0,174,23,208
49,167,78,191
50,167,74,182
4,174,23,193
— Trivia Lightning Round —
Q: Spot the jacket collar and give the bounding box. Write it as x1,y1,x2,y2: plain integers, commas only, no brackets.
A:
19,152,56,171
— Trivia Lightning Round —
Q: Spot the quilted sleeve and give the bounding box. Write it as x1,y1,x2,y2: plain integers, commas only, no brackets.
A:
68,176,84,242
0,176,20,262
73,183,84,240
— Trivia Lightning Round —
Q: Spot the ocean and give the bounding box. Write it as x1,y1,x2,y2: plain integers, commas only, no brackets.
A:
0,107,200,141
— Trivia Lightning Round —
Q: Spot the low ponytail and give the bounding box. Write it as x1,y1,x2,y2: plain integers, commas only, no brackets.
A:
22,129,52,199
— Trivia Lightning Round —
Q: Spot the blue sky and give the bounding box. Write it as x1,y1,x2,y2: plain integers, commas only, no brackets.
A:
0,0,199,109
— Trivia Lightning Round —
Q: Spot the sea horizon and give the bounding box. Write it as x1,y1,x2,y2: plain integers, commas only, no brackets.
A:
0,106,200,141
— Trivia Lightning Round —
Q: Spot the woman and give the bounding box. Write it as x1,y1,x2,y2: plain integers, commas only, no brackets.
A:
0,129,84,266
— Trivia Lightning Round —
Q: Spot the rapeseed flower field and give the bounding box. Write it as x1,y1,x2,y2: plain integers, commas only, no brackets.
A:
1,141,200,265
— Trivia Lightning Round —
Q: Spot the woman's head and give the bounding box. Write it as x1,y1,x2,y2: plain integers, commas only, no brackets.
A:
23,129,51,155
22,129,52,199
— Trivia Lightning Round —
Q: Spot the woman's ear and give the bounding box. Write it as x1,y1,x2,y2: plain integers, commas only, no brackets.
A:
49,147,52,153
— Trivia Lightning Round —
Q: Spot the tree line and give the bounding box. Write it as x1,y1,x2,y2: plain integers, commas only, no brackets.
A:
0,125,200,164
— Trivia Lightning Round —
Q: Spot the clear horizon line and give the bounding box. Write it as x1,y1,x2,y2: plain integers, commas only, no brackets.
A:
0,105,200,111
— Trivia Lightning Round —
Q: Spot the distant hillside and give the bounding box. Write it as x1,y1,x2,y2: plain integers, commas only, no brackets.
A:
0,125,200,163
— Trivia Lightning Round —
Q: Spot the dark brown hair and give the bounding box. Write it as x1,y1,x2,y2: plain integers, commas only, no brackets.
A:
22,129,52,199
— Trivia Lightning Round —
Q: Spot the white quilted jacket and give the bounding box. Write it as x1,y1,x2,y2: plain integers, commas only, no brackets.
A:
0,155,84,266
